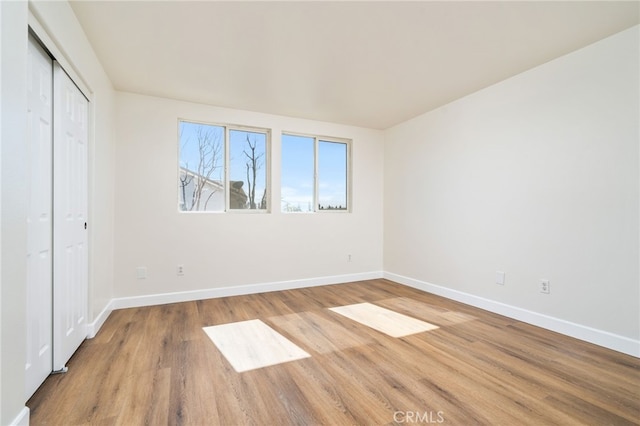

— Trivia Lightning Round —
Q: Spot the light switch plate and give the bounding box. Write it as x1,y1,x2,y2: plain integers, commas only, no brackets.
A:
136,267,147,279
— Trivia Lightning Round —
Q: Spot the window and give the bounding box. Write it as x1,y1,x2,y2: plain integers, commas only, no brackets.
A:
179,120,269,212
281,133,350,212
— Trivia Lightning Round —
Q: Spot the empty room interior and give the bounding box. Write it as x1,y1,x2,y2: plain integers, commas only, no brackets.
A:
1,1,639,425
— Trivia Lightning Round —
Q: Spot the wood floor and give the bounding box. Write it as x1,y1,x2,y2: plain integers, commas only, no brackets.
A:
27,279,640,425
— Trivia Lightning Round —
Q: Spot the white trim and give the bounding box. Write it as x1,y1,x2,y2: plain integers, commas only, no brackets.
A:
86,300,114,339
384,271,640,358
9,407,29,426
27,10,92,101
0,0,3,413
111,271,384,310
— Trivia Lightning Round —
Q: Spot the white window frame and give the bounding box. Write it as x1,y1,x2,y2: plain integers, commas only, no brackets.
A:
178,119,271,213
281,131,352,213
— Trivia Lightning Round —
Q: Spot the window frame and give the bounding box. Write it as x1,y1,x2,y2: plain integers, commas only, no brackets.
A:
281,131,352,213
178,119,271,213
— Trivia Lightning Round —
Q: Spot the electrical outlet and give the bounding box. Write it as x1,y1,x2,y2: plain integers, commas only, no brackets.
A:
177,265,184,276
496,271,505,285
540,279,550,294
347,254,352,263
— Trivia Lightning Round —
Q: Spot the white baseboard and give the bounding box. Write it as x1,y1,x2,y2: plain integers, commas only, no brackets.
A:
10,407,29,426
384,272,640,358
87,300,114,338
111,271,384,310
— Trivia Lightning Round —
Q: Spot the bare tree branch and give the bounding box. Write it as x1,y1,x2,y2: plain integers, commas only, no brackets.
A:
243,135,264,209
180,125,222,211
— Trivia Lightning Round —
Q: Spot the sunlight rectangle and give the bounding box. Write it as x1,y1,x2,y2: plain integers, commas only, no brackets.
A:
329,303,439,337
203,319,310,372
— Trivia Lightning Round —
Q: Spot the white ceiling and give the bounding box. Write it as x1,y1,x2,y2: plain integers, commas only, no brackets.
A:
70,1,639,130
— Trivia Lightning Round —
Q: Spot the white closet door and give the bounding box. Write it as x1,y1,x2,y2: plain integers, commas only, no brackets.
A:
52,62,89,371
25,35,54,398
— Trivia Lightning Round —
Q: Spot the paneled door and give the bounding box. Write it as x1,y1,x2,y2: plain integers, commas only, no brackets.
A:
52,61,89,372
25,34,54,399
25,34,89,397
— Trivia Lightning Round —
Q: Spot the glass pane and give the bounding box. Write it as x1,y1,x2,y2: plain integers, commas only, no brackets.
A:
281,134,314,212
179,121,225,211
229,129,268,210
318,140,348,211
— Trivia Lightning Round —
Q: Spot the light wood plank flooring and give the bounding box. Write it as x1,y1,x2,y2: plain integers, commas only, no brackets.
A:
27,279,640,425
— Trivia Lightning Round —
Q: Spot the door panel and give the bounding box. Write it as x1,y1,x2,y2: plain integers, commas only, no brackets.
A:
25,35,54,399
53,62,88,371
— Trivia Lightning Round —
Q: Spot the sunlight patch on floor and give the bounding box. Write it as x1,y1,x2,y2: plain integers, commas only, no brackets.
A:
329,302,439,337
203,319,311,372
377,297,477,326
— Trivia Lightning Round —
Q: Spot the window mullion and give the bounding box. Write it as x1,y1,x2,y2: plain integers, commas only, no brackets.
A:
224,126,230,212
314,137,319,212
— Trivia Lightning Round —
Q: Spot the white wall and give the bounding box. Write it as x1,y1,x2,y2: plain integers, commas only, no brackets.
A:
384,26,639,348
1,1,115,423
1,1,3,417
114,92,384,299
1,2,29,423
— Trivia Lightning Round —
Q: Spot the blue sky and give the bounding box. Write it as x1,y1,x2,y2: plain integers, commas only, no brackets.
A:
179,121,267,191
281,134,314,211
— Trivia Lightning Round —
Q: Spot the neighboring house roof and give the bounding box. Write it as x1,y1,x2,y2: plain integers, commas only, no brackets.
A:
179,167,248,208
180,167,224,189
